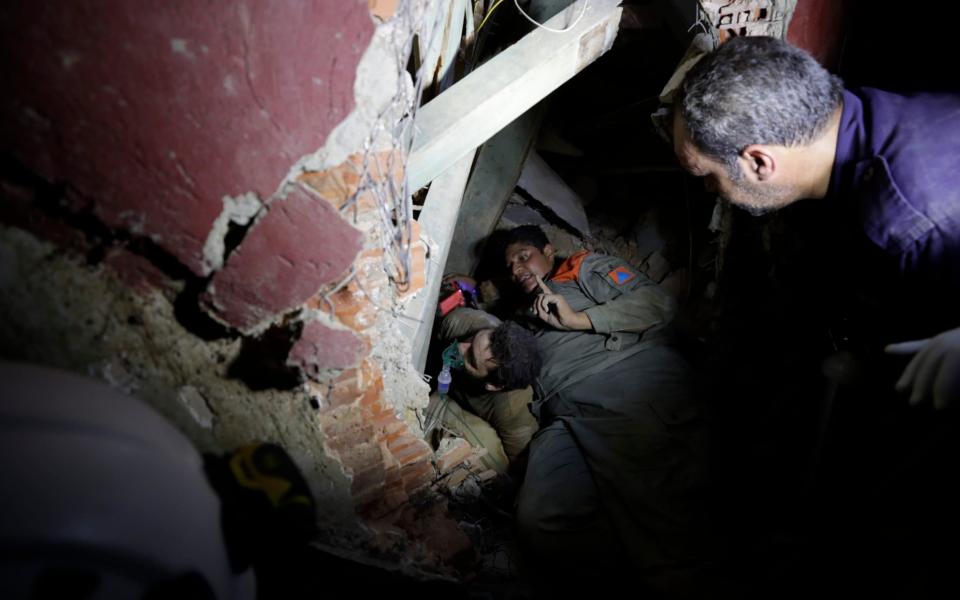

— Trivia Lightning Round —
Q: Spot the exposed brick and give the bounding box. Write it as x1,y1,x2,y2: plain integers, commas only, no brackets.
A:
330,368,363,408
435,437,474,474
368,0,400,21
339,441,383,474
443,469,469,490
368,405,401,433
298,151,403,210
202,185,362,333
360,374,384,410
350,459,387,496
320,405,374,452
390,437,434,466
396,221,427,298
401,460,436,494
287,320,366,378
396,241,427,298
316,283,379,332
308,247,388,332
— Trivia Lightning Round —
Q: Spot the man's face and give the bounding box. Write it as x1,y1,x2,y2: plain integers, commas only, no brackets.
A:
504,242,555,294
672,112,794,216
457,328,499,386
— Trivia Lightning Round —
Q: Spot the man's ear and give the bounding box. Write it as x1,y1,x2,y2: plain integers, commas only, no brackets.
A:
740,145,776,182
484,382,504,392
543,244,556,260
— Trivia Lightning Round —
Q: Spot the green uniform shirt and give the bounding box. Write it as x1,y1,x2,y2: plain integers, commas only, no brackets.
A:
522,251,677,400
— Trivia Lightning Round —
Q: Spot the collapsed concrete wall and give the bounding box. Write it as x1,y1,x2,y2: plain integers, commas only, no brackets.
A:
0,0,471,574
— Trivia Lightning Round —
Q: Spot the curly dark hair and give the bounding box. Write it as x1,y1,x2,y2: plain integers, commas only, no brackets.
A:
487,321,541,390
502,225,551,253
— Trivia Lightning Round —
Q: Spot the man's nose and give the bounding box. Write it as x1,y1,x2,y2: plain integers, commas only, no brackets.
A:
511,263,523,277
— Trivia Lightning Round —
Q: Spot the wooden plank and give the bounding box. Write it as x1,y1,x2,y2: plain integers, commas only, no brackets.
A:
444,104,545,276
407,0,622,191
400,150,478,373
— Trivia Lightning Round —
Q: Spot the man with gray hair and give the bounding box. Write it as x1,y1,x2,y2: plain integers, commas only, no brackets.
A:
673,35,960,410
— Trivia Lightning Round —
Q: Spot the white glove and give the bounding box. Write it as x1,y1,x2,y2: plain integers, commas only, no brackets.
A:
885,326,960,410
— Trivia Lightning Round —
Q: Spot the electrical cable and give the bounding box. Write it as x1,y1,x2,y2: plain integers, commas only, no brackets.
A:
513,0,589,33
477,0,507,33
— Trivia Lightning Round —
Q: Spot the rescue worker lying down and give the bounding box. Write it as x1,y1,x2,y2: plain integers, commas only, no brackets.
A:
503,225,712,589
427,309,541,474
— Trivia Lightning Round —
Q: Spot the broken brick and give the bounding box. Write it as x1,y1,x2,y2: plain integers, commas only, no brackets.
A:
349,455,387,495
287,320,366,378
396,240,427,298
389,436,434,466
368,0,400,21
320,405,374,452
298,151,403,211
202,185,362,333
401,460,436,494
443,469,469,490
435,437,474,474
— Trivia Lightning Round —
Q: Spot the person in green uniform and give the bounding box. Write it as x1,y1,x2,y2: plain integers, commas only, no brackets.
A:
502,225,712,591
427,307,541,474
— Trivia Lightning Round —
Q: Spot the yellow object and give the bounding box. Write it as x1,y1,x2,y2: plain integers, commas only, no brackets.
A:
229,444,311,508
477,0,507,32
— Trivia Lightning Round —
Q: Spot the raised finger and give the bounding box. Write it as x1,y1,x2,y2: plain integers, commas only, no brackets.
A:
885,338,931,355
909,344,945,406
534,274,552,295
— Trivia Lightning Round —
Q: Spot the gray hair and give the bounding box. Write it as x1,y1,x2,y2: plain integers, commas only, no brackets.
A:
677,36,843,173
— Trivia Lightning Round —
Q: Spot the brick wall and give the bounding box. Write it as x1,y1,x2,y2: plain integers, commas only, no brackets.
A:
0,0,471,575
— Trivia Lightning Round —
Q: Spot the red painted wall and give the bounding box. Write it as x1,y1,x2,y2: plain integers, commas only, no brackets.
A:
0,1,373,276
786,0,847,70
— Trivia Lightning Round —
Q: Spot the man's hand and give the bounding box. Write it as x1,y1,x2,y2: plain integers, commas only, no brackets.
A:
885,326,960,410
532,275,591,331
442,273,477,290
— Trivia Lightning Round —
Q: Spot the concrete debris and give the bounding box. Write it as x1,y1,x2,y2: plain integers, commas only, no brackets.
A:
517,151,590,236
178,385,216,429
642,250,672,284
435,436,473,474
633,210,667,263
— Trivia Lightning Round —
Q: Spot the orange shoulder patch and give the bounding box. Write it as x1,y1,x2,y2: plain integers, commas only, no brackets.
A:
550,250,590,284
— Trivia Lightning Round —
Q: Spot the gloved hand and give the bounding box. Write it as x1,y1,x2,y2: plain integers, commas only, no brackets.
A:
885,326,960,410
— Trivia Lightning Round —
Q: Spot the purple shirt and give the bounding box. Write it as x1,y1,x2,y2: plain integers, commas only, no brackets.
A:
829,88,960,298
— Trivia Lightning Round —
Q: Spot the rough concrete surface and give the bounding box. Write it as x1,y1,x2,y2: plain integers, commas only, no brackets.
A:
0,0,476,580
0,225,361,535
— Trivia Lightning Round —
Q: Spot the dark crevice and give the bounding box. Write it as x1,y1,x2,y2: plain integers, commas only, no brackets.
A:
222,218,251,259
0,155,232,340
172,277,232,341
227,321,304,391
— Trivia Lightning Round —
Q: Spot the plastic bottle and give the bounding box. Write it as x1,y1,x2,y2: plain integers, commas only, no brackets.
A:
437,364,452,396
